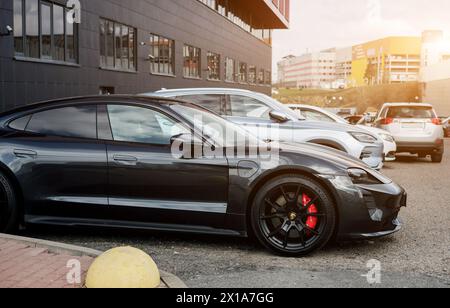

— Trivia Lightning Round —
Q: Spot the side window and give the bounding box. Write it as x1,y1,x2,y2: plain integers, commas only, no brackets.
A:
9,115,31,131
302,110,335,123
107,105,189,145
229,95,271,120
177,95,224,114
26,106,97,139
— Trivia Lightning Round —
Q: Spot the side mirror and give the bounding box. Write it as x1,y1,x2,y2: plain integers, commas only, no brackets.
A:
170,133,203,159
269,111,289,123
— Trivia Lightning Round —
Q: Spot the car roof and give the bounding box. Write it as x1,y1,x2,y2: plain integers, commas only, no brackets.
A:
381,102,434,108
0,95,194,118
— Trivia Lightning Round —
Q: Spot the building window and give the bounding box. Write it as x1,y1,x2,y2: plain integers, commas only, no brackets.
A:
258,69,265,85
13,0,78,63
265,70,272,85
239,62,247,83
225,57,237,82
183,45,201,78
150,34,175,76
207,52,220,81
99,18,136,71
248,65,257,84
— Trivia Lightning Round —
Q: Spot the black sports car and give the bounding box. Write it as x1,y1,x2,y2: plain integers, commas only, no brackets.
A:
0,96,406,256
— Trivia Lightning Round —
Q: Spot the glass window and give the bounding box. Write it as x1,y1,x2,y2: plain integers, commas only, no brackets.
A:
387,106,437,119
248,66,257,84
99,19,106,67
107,105,188,145
53,4,65,61
100,18,136,71
66,8,78,62
114,24,122,69
258,69,265,85
225,57,236,82
106,21,114,67
302,110,335,123
26,106,97,139
239,62,247,83
150,34,175,75
207,52,220,81
229,95,271,120
265,70,272,85
183,45,201,78
14,0,24,54
177,94,224,114
9,115,31,131
25,0,39,58
41,2,51,58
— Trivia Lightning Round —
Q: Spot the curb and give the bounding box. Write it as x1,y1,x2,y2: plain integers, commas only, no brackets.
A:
0,233,187,288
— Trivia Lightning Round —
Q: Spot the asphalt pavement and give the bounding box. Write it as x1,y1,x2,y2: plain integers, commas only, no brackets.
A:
21,139,450,288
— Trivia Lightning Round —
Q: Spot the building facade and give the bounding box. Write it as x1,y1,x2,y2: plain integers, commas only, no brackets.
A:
351,37,421,86
277,49,336,89
0,0,289,111
420,30,450,116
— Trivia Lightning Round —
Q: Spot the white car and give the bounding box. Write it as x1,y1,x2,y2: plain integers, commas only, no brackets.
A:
288,104,397,161
375,103,444,163
146,88,385,170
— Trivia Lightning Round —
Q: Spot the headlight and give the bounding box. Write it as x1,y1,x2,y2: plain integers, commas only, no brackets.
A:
349,132,377,144
348,168,382,185
379,133,394,143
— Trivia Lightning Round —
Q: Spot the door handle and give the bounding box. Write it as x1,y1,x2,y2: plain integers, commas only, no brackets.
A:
113,155,138,163
14,149,37,158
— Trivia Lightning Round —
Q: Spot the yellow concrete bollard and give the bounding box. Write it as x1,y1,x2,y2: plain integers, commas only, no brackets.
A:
85,246,161,288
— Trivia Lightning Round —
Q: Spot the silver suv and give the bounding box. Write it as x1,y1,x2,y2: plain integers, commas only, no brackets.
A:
145,88,385,170
375,103,444,163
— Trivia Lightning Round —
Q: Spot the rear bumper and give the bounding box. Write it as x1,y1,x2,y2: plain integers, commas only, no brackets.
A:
396,141,444,154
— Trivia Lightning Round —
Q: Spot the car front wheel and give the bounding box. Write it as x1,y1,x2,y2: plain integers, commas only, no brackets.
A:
250,175,336,257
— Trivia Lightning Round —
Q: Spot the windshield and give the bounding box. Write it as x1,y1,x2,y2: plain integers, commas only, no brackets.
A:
170,104,260,147
387,106,437,119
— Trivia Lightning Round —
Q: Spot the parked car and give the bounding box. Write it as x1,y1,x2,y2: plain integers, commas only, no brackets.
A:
375,103,444,163
0,95,406,256
147,88,385,170
287,105,397,162
443,117,450,137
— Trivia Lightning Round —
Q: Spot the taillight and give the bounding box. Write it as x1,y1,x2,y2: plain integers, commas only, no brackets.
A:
381,118,394,125
432,118,441,125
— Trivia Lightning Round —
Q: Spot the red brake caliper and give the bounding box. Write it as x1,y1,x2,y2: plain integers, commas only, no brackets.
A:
302,193,318,229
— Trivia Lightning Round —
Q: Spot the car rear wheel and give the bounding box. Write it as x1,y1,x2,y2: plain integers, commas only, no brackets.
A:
0,173,18,233
431,153,443,163
250,175,336,257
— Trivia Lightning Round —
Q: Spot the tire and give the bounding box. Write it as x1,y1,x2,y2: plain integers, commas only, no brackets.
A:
0,173,19,233
431,153,443,163
250,174,336,257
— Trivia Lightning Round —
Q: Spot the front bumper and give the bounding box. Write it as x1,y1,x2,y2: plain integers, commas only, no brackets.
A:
328,176,407,240
360,144,384,170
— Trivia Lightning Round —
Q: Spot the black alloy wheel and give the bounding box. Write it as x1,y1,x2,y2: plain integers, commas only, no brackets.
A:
251,175,336,256
0,173,18,233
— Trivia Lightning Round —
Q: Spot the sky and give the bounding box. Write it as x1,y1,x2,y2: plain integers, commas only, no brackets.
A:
272,0,450,75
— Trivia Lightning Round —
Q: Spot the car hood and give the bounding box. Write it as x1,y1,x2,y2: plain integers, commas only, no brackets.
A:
292,120,378,136
356,125,390,136
277,141,371,171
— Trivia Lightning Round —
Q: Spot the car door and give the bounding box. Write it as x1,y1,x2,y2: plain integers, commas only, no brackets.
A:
102,103,230,228
13,104,108,220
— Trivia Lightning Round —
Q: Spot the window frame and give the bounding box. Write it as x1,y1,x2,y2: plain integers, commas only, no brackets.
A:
13,0,79,64
149,33,176,76
206,51,221,81
9,104,99,140
105,103,193,147
99,18,137,72
183,44,202,79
